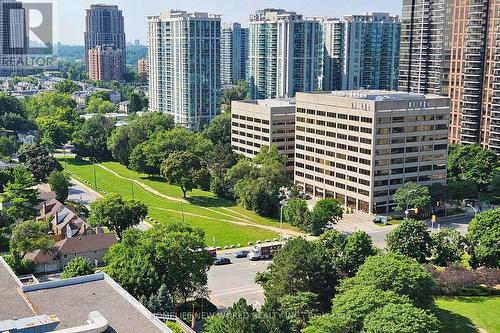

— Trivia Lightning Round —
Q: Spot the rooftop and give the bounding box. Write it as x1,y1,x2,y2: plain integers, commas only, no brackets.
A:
0,257,170,333
303,90,444,101
238,98,296,107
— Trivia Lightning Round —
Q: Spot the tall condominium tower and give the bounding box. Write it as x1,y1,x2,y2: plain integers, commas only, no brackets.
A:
88,45,124,82
320,18,344,91
448,0,500,153
0,0,27,75
84,4,126,75
342,13,400,90
248,9,323,99
398,0,452,94
148,10,221,129
221,22,248,85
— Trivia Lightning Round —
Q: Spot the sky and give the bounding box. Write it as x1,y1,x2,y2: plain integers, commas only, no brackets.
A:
50,0,403,45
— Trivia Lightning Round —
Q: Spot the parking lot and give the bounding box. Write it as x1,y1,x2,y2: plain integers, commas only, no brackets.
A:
208,249,270,309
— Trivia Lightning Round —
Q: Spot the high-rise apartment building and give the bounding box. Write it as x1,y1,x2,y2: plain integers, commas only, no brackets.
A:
221,22,248,85
447,0,500,153
342,13,400,90
231,99,296,176
88,45,124,82
137,58,148,76
294,90,449,213
0,0,27,76
248,9,323,99
398,0,452,95
148,10,221,129
320,13,400,92
85,4,126,77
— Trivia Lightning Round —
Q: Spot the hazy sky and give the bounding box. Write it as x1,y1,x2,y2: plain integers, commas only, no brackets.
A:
50,0,403,45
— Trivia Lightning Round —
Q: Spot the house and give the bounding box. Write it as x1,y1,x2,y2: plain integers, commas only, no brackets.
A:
118,100,129,114
0,257,172,332
25,232,118,273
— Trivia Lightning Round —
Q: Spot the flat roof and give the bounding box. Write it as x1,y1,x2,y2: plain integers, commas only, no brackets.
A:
0,258,170,333
301,90,444,101
237,98,296,107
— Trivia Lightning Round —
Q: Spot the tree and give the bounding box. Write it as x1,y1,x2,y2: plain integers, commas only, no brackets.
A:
0,135,19,158
341,231,376,276
48,170,71,202
107,112,174,165
283,198,310,229
147,284,174,314
446,180,477,207
207,144,239,198
430,227,466,266
256,237,338,312
306,199,343,235
202,112,231,145
73,115,115,159
221,81,249,111
393,182,431,212
2,167,39,221
203,298,263,333
88,193,147,239
105,222,213,304
386,219,432,263
467,208,500,268
303,286,411,333
17,144,62,181
362,303,440,333
84,96,116,114
279,292,319,332
0,93,33,130
448,144,500,191
160,152,209,198
26,91,77,119
490,168,500,199
340,254,435,308
54,80,80,93
128,92,144,113
60,256,94,278
10,220,54,264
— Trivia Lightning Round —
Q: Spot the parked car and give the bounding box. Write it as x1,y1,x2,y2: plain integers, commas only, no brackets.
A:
234,250,249,258
325,222,335,230
214,257,231,265
373,215,388,224
248,243,282,261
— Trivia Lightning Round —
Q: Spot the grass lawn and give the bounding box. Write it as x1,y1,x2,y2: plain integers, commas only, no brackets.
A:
60,157,292,247
436,296,500,333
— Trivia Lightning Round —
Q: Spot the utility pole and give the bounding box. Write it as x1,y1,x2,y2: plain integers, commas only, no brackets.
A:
92,157,97,188
180,200,185,223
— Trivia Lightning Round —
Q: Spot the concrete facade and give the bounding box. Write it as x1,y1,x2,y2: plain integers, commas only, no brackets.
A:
294,90,449,213
87,45,124,82
231,99,296,176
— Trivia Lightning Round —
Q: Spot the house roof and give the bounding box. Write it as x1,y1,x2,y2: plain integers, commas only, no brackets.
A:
0,258,170,333
58,233,118,254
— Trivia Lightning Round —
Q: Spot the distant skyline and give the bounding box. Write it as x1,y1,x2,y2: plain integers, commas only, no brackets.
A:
51,0,402,45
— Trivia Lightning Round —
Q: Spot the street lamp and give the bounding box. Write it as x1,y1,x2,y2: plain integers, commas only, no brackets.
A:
278,187,290,243
466,203,478,216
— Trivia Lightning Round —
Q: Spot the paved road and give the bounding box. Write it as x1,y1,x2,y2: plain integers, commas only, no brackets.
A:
208,249,270,310
67,179,101,208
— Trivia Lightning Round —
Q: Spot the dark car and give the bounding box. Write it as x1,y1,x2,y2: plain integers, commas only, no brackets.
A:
214,257,231,265
234,250,250,258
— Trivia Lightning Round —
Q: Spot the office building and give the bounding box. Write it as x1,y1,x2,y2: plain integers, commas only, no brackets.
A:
341,13,400,90
148,10,221,129
248,9,323,99
448,0,500,153
231,99,295,176
0,0,27,76
221,22,248,85
294,90,449,214
85,4,126,77
88,45,124,81
398,0,453,95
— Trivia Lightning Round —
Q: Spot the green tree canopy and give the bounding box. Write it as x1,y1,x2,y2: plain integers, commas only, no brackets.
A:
307,199,343,235
430,227,466,266
54,80,80,94
85,96,116,114
467,208,500,268
60,256,94,278
105,222,213,304
0,135,19,159
10,220,54,264
73,115,115,159
393,182,431,212
283,198,310,229
202,111,231,145
340,254,435,308
206,143,239,198
88,193,147,239
256,237,338,312
2,167,39,220
386,219,432,263
160,151,209,198
48,170,71,202
0,93,34,130
203,298,263,333
17,144,62,181
362,303,440,333
448,144,500,192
